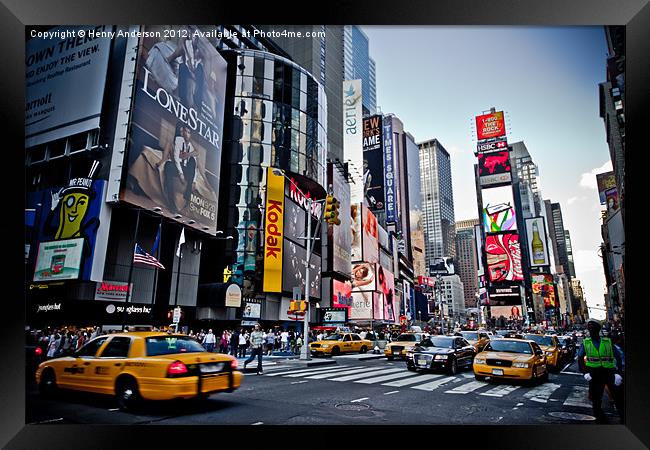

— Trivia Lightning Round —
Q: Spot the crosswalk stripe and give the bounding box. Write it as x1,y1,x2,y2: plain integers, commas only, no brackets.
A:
305,367,375,379
445,380,489,394
382,374,443,387
329,368,405,382
480,384,521,397
284,366,365,378
411,376,457,391
264,365,362,377
563,386,591,409
523,383,562,403
354,371,420,384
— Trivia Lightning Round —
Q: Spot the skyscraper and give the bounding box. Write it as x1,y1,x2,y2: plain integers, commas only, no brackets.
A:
418,139,456,271
343,26,377,116
509,141,542,216
260,25,345,162
455,219,479,309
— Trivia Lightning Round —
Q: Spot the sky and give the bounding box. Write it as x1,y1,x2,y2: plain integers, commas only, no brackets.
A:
362,26,612,320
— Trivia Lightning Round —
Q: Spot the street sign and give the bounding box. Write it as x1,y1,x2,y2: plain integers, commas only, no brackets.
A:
223,266,233,283
173,307,181,323
476,139,508,154
292,287,302,301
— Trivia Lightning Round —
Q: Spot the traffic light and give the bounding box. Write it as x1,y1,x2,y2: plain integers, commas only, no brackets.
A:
324,195,341,226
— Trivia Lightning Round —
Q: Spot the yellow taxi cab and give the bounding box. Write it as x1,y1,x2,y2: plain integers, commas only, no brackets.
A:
35,332,242,410
459,330,490,353
384,333,424,360
309,332,372,356
473,338,549,384
522,334,562,372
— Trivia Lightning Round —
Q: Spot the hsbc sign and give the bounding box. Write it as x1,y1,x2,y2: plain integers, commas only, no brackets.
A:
476,139,508,154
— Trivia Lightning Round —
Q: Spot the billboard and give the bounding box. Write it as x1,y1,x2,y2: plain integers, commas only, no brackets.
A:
26,26,112,147
430,257,455,275
487,285,521,306
263,167,285,292
27,176,106,281
343,79,364,204
332,279,353,312
362,204,379,263
242,301,262,319
282,240,321,299
95,281,133,301
481,185,517,233
475,111,506,141
322,308,348,324
532,274,557,308
34,239,84,281
351,262,377,292
474,225,485,277
329,164,352,275
383,118,397,223
363,115,385,212
490,305,523,319
378,265,396,322
350,292,373,320
478,151,512,187
284,198,307,245
121,25,227,235
373,291,384,320
351,203,362,262
485,233,524,283
605,188,619,214
596,171,616,205
476,139,508,154
525,217,551,267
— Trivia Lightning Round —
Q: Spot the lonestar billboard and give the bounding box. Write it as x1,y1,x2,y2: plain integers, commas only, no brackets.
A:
263,167,285,292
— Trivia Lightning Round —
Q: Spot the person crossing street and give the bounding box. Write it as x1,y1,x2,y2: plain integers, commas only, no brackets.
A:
577,318,624,423
244,323,266,374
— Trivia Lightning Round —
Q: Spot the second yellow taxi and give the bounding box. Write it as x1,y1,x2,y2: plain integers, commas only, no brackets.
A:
309,332,372,356
384,332,424,360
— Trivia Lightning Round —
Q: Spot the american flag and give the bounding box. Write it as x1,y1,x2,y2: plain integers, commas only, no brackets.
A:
133,244,165,269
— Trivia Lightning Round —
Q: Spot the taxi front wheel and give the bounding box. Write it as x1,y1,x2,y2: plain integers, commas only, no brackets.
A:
39,369,57,398
116,377,141,411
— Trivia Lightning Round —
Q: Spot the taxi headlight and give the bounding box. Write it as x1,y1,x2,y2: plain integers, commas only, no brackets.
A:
513,362,529,368
322,344,330,348
406,352,414,359
546,351,554,356
474,358,486,364
405,346,415,352
434,354,448,360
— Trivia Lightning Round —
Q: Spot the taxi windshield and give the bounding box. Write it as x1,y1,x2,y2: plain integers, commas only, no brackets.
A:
524,334,553,347
461,331,478,341
485,340,532,354
323,334,343,341
396,334,419,342
146,336,206,356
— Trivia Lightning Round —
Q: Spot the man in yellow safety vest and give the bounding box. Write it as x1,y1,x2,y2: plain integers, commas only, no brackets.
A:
577,318,624,423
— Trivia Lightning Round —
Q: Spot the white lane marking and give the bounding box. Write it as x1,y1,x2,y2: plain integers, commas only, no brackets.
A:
252,422,264,425
384,391,400,395
560,371,583,376
411,376,457,391
108,408,120,411
524,383,562,403
560,362,573,373
305,367,374,379
354,371,420,384
445,380,489,394
290,380,309,385
265,365,362,377
351,397,369,403
462,373,475,378
32,418,64,424
382,374,443,387
516,402,524,407
480,384,521,397
329,368,406,382
563,386,591,409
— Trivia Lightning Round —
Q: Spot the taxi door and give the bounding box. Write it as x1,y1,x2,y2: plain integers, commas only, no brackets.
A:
351,334,362,352
342,334,354,353
91,336,133,395
60,336,109,391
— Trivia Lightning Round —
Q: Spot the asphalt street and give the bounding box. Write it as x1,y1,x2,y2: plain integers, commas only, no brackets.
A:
26,353,621,425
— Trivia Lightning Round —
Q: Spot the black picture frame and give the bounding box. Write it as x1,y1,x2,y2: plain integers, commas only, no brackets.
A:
4,0,647,448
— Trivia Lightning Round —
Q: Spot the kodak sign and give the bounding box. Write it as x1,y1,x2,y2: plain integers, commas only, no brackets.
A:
263,167,285,292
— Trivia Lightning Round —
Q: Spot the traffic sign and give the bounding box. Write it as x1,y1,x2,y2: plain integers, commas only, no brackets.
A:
173,307,181,323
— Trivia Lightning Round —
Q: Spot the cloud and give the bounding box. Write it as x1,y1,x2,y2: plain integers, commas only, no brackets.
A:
579,161,613,190
573,249,603,274
567,196,587,205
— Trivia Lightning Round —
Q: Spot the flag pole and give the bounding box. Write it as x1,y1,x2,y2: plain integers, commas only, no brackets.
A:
123,208,141,331
150,217,163,324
